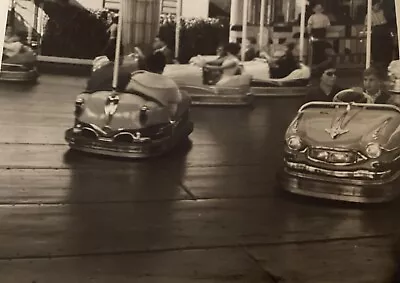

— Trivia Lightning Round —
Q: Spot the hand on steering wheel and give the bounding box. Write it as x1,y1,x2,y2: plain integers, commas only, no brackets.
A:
333,89,374,104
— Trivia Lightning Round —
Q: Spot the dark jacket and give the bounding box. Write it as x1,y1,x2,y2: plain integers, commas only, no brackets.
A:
374,91,392,104
304,85,344,103
270,53,300,79
86,63,133,93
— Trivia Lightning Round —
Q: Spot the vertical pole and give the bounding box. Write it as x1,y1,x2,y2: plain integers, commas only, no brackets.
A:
112,5,123,91
265,0,272,52
241,0,249,61
299,0,306,62
395,0,400,58
366,0,372,68
259,0,266,50
175,0,182,59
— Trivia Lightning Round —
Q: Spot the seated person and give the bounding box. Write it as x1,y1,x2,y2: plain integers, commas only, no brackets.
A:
243,37,260,62
2,26,34,64
203,42,241,86
334,66,392,104
267,43,300,79
86,45,132,92
207,45,227,66
304,66,343,103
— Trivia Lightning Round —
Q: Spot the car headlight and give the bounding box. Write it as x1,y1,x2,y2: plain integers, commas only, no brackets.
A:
287,136,303,151
365,143,382,159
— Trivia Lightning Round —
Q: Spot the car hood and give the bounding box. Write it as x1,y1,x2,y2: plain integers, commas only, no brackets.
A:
77,92,170,132
289,104,400,149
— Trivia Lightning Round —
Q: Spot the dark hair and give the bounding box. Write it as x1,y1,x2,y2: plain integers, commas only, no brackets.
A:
286,42,296,51
364,66,385,81
224,42,241,55
248,37,257,45
155,34,168,44
146,52,166,74
112,16,118,24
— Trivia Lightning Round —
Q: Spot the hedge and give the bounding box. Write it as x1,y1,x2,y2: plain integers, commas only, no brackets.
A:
38,4,229,62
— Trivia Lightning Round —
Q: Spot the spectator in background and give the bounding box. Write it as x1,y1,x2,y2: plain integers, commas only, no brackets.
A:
365,0,394,69
307,4,331,69
307,3,331,39
244,37,260,61
153,35,174,64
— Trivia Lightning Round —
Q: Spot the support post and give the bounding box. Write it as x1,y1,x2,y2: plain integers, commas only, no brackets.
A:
395,0,400,58
259,0,266,50
366,0,372,68
120,0,161,54
175,0,182,59
299,0,306,62
241,0,249,61
112,4,123,91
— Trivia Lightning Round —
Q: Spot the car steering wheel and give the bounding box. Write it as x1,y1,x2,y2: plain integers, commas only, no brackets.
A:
333,89,374,104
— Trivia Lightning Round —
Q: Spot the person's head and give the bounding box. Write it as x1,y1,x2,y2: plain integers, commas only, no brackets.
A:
216,44,226,57
313,4,324,14
246,37,257,48
372,0,381,11
320,67,337,87
285,42,297,56
146,52,166,74
153,35,167,50
111,15,119,24
224,42,241,56
363,67,384,95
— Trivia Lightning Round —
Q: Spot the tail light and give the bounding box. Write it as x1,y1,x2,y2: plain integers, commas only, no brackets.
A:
139,106,149,125
75,97,84,117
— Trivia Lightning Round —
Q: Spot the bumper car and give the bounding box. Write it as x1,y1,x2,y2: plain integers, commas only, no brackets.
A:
65,70,193,158
279,89,400,203
163,56,253,106
163,55,310,101
1,43,38,83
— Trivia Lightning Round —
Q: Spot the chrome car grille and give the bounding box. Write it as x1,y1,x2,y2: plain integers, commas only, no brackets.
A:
308,148,364,165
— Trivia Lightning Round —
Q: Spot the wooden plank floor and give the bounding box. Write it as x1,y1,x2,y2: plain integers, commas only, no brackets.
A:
0,74,397,282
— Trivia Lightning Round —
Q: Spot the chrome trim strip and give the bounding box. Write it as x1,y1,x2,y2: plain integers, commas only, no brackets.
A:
285,160,393,179
299,101,400,113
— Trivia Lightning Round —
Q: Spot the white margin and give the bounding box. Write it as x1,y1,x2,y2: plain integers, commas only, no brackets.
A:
0,0,8,71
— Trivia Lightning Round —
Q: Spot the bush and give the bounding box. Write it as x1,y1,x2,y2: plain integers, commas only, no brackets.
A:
159,14,229,63
39,3,109,59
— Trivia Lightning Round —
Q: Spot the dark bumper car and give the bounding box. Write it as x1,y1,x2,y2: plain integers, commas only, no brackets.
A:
65,70,193,158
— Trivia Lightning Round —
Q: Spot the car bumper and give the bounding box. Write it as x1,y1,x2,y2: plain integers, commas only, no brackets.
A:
178,85,253,106
65,120,193,159
0,67,39,82
279,164,400,203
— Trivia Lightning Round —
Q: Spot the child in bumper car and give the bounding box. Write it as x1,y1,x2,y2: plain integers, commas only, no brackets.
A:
86,45,132,92
203,43,243,86
2,26,36,67
266,42,300,79
334,67,392,104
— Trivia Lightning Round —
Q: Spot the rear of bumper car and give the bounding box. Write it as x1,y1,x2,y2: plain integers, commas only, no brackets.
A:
0,64,39,83
65,118,193,159
279,161,400,203
250,79,310,97
179,85,254,106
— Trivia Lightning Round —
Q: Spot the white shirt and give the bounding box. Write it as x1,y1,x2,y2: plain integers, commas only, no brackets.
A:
308,13,331,29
